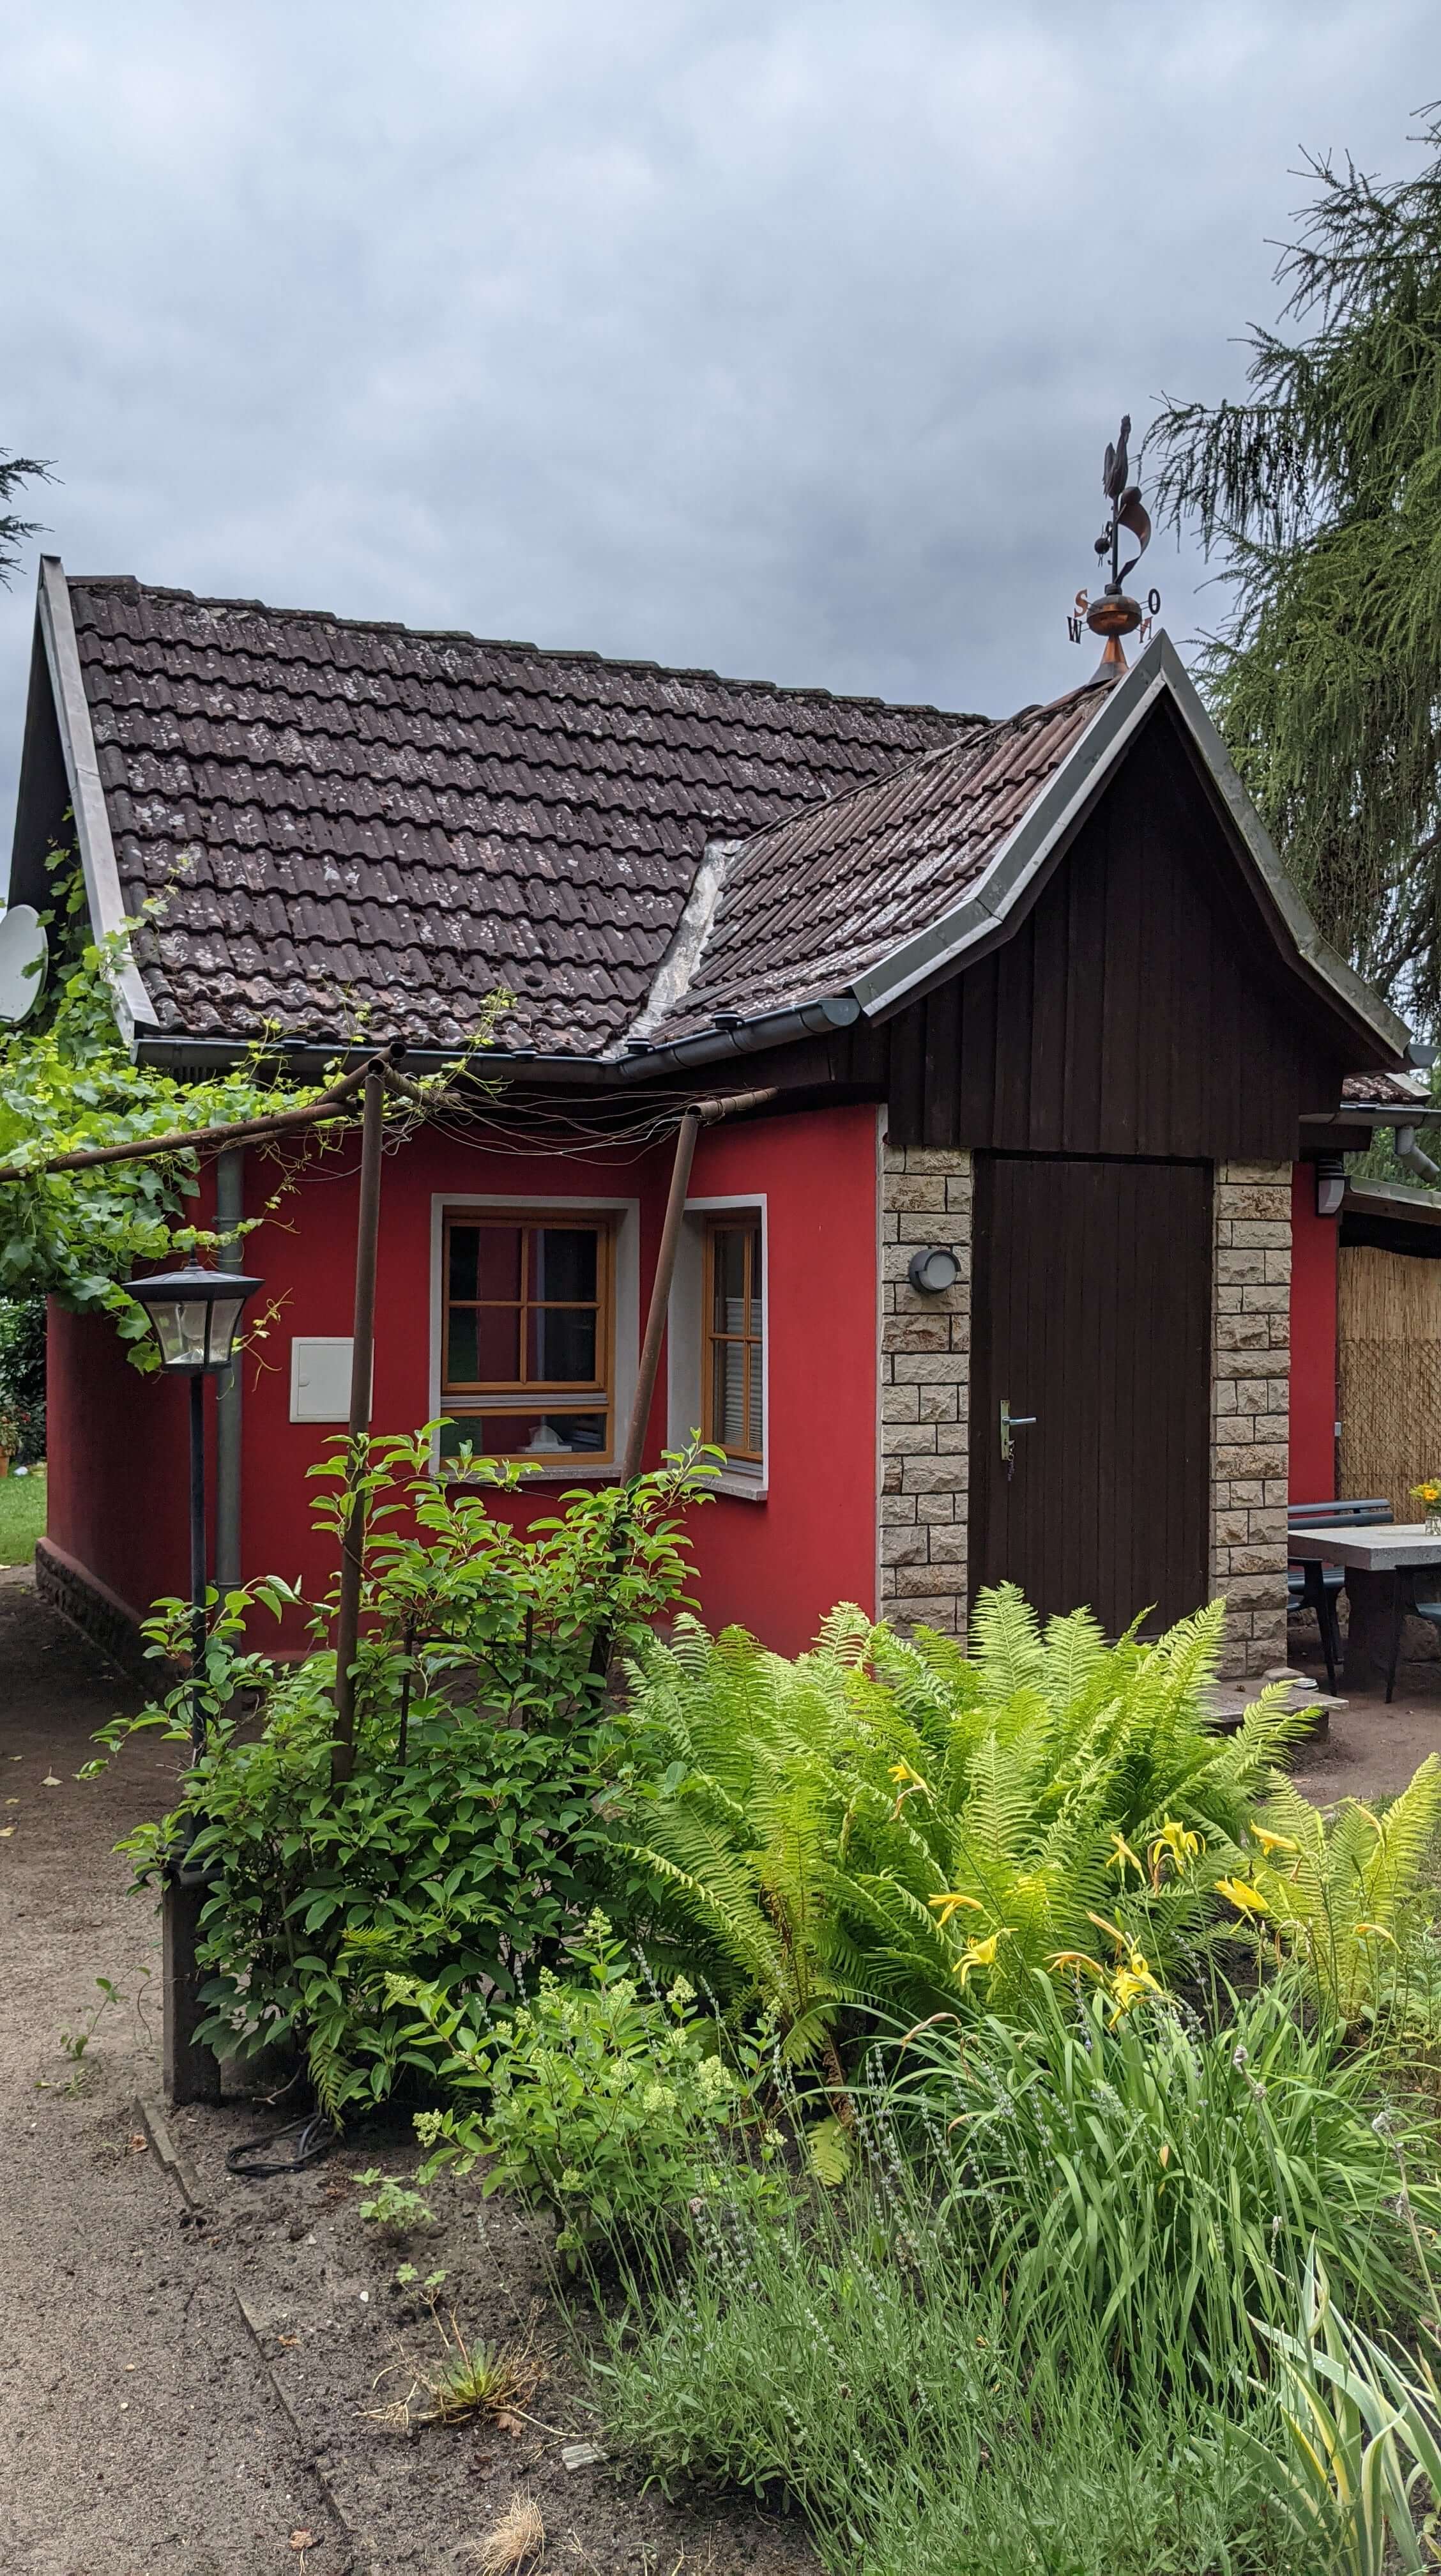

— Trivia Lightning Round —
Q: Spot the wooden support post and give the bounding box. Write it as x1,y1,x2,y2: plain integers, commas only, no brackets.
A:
332,1057,386,1784
620,1106,703,1485
162,1874,221,2106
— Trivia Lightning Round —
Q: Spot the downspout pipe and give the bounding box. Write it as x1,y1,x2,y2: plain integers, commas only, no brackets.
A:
1395,1124,1441,1185
214,1147,244,1590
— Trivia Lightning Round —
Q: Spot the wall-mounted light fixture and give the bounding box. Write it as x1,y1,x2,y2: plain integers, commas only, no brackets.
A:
1315,1156,1346,1219
908,1245,961,1294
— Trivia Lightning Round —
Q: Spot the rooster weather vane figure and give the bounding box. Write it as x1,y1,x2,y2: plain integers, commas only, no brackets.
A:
1067,414,1161,670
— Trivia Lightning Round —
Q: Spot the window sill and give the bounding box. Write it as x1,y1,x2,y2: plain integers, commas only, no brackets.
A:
714,1471,768,1503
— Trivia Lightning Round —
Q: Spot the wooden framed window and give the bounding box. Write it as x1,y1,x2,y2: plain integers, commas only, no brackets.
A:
703,1215,764,1464
439,1209,615,1464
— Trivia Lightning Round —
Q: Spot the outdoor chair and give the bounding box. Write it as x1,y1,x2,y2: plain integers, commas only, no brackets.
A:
1287,1498,1394,1696
1384,1567,1441,1704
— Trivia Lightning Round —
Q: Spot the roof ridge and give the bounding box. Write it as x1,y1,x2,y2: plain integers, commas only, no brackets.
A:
715,666,1116,857
65,572,987,728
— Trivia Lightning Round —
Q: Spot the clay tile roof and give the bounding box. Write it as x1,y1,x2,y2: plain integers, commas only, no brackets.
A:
65,577,980,1054
641,671,1117,1041
1340,1069,1430,1107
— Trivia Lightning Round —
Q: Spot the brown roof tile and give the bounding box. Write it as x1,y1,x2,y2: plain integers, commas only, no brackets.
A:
70,577,980,1052
643,673,1117,1041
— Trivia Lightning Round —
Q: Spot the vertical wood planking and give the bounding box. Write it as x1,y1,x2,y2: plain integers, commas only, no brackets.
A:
970,1153,1212,1636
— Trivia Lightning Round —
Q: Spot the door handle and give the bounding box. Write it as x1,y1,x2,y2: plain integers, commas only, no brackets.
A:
1000,1399,1037,1466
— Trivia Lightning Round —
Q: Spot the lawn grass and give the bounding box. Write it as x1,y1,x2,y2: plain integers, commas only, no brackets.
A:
0,1464,45,1565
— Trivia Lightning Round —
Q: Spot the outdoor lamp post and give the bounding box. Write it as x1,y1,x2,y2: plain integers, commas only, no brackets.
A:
128,1255,262,2107
128,1256,263,1753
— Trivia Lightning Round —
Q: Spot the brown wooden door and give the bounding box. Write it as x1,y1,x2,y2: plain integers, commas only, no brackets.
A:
969,1154,1212,1636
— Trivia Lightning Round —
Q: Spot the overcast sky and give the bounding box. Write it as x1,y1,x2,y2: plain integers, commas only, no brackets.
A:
2,0,1436,838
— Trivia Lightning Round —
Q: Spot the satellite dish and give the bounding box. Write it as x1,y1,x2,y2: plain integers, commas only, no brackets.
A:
0,905,49,1025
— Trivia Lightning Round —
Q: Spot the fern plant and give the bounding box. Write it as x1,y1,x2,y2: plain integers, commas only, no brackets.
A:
1238,1756,1441,2022
622,1586,1305,2035
621,1609,877,2083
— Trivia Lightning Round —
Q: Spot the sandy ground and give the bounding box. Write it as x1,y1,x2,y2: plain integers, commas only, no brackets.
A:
0,1570,348,2576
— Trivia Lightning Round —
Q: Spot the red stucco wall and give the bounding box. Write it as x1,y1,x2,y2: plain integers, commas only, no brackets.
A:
45,1103,880,1659
1288,1161,1338,1504
45,1298,196,1621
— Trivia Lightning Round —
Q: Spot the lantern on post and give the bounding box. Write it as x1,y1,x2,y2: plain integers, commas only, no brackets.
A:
128,1254,262,2107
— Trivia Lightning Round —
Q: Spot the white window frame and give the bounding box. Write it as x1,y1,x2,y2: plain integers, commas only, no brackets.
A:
429,1192,641,1479
667,1193,769,1501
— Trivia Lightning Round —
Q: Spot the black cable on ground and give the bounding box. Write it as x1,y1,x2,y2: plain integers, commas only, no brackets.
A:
225,2112,337,2180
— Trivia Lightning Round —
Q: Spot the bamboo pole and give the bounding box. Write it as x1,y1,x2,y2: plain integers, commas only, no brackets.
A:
330,1056,388,1784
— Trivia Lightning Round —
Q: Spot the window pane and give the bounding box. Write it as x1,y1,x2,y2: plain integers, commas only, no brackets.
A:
747,1349,763,1455
530,1227,597,1303
445,1309,478,1385
448,1224,522,1304
527,1305,597,1383
474,1308,521,1381
439,1409,608,1460
745,1223,763,1330
448,1226,480,1304
446,1309,522,1387
712,1338,747,1450
713,1228,748,1334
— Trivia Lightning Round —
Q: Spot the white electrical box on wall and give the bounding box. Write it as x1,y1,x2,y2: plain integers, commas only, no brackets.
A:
290,1337,356,1423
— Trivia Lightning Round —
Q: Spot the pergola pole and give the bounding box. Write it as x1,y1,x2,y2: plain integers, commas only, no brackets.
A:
331,1056,387,1784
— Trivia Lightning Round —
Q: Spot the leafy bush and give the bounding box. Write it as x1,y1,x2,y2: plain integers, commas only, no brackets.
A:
406,1912,758,2251
879,1971,1437,2365
0,1295,44,1460
96,1437,714,2115
622,1586,1302,2047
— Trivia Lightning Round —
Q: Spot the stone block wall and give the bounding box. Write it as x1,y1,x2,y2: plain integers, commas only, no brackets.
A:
877,1137,972,1636
1210,1160,1292,1676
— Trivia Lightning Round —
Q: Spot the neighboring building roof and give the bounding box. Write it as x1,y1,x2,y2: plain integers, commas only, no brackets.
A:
1340,1070,1431,1108
9,565,978,1055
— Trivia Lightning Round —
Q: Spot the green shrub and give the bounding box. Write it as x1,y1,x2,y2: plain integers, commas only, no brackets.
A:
93,1436,715,2116
0,1294,45,1461
622,1585,1303,2044
406,1913,760,2251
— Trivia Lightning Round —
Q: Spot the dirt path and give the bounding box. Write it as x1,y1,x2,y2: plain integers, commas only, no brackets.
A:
0,1573,347,2576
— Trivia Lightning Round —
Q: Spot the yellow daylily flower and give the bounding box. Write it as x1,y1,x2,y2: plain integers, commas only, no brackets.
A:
1086,1911,1129,1954
927,1891,984,1925
1251,1826,1299,1858
956,1933,1003,1987
1216,1876,1270,1917
1149,1819,1203,1883
888,1760,927,1788
1105,1831,1145,1877
1047,1949,1106,1979
1354,1921,1398,1945
1110,1949,1164,2016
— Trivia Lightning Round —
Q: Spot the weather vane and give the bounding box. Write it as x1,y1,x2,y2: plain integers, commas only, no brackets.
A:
1067,413,1161,670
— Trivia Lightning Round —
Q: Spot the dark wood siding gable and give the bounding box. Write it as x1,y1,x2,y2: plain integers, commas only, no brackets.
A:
881,705,1352,1162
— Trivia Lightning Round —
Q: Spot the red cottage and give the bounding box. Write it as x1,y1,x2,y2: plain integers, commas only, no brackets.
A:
6,563,1422,1675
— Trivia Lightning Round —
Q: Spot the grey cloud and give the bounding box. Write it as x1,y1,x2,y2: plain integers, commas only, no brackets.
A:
2,0,1435,836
